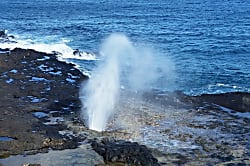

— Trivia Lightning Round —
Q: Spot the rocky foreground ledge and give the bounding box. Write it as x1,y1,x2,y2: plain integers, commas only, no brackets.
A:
0,48,160,165
0,48,87,156
0,48,250,165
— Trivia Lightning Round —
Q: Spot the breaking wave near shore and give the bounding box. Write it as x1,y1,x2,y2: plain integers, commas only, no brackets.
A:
0,30,97,77
0,30,249,95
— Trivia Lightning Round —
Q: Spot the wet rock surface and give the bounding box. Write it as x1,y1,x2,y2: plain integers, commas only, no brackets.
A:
0,48,250,165
129,91,250,165
0,144,104,166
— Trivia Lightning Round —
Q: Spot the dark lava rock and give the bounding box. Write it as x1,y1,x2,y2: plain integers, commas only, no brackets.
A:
22,164,41,166
0,48,88,157
197,92,250,112
144,90,250,112
91,138,160,166
0,30,15,41
0,30,7,38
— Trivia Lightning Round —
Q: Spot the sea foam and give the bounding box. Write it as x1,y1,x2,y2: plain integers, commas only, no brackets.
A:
0,34,96,61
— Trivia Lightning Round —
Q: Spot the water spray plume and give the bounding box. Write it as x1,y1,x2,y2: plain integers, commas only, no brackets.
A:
80,33,175,132
81,34,131,131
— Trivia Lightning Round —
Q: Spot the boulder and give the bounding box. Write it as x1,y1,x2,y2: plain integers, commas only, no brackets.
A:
91,138,160,166
0,30,7,38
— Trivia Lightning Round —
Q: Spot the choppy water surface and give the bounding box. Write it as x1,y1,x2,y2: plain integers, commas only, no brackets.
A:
0,0,249,95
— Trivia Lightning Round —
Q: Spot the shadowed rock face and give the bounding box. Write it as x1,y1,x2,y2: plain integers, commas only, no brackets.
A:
0,30,7,38
91,138,160,166
197,92,250,112
143,90,250,113
0,31,6,38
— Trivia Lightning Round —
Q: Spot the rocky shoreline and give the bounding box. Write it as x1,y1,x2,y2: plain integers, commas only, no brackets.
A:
0,47,250,165
0,48,161,165
0,48,87,156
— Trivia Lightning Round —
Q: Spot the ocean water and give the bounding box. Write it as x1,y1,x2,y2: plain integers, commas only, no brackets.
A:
0,0,249,95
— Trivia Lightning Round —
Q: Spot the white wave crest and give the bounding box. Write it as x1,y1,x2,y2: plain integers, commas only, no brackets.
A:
0,36,96,61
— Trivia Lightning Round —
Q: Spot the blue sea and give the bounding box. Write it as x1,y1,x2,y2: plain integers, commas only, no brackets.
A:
0,0,249,95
